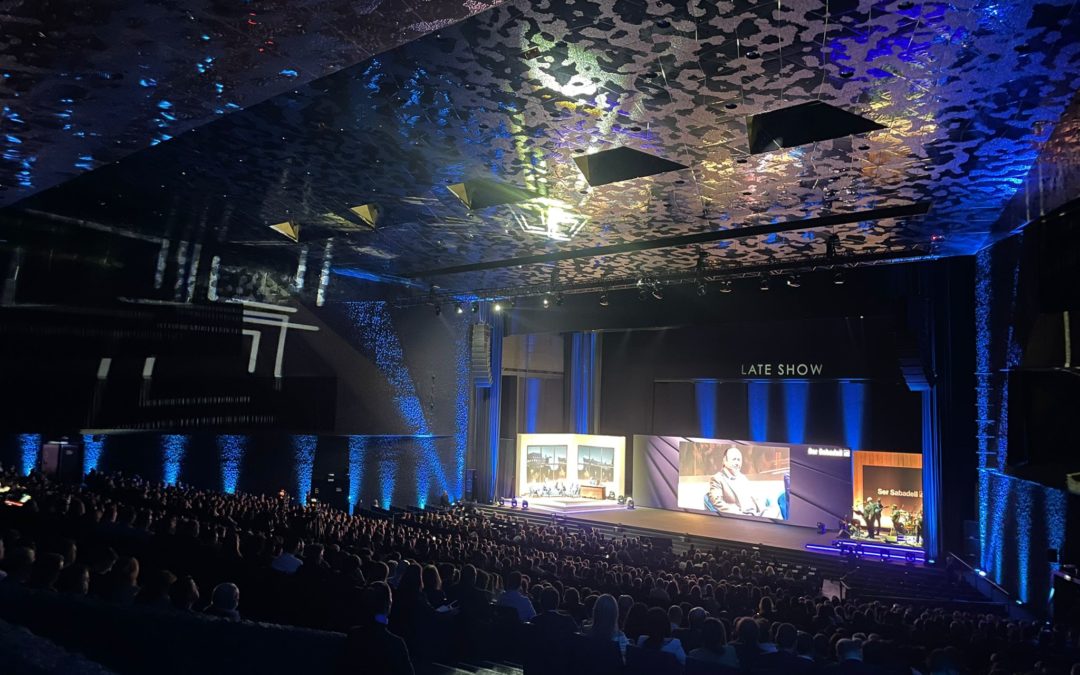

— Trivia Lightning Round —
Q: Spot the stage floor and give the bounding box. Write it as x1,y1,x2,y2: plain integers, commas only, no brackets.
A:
550,506,926,562
521,496,625,514
559,505,826,550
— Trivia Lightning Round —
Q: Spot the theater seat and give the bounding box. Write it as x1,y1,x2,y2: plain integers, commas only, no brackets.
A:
626,644,681,675
568,633,624,675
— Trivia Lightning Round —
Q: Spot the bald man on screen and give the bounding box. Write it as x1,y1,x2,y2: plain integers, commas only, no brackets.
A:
706,446,765,516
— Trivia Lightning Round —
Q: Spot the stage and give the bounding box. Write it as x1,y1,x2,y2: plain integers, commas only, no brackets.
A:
510,501,927,564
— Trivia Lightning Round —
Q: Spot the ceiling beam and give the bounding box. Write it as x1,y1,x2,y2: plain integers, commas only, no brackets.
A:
407,201,932,278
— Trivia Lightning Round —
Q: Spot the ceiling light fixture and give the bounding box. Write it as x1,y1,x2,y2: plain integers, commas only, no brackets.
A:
786,274,802,288
696,282,707,296
719,280,733,293
599,293,609,307
493,302,503,313
470,302,479,314
555,292,565,307
455,303,464,314
760,276,771,292
651,285,664,300
833,271,845,285
542,296,551,308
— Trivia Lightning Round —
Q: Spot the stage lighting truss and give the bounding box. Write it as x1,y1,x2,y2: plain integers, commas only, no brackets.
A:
398,246,929,310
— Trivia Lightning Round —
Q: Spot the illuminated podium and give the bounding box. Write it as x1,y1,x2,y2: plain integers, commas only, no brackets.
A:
580,485,607,500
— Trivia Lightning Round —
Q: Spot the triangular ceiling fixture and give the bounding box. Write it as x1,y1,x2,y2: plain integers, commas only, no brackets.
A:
269,220,300,242
349,203,381,229
446,179,539,210
746,101,885,155
573,146,688,187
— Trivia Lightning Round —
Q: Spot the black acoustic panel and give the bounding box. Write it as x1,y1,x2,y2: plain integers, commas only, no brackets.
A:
447,179,539,210
746,101,885,155
574,146,688,186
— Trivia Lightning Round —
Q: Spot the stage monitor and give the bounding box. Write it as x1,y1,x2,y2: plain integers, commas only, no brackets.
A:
853,451,923,533
516,433,626,500
634,435,853,528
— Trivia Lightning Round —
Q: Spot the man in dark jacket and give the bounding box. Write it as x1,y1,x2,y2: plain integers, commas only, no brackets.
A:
342,582,415,675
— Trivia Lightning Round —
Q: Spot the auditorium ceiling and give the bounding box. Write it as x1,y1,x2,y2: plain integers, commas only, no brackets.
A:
2,0,1079,302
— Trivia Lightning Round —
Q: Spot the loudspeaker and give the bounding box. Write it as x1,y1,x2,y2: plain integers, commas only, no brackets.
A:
311,471,348,512
40,440,83,484
464,469,479,501
470,323,492,387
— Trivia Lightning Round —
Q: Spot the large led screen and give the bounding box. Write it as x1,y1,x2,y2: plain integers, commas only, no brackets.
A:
633,435,853,528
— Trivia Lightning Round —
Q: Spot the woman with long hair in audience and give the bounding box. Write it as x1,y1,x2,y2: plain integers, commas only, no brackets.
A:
623,602,650,643
421,564,445,607
584,593,629,656
638,605,687,664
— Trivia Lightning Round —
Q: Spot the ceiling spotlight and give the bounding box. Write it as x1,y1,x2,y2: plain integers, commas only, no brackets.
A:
493,302,503,313
719,280,733,293
651,286,664,300
470,302,479,314
455,302,464,314
599,293,609,307
833,271,845,285
786,274,802,288
760,276,771,292
542,296,551,308
434,304,442,316
555,292,565,307
696,282,707,296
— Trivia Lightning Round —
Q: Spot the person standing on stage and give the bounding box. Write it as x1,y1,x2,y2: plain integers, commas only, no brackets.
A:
706,447,765,516
871,498,884,538
863,498,877,538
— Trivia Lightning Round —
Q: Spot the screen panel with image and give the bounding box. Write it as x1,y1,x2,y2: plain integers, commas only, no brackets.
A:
578,445,615,483
525,445,568,483
678,439,791,520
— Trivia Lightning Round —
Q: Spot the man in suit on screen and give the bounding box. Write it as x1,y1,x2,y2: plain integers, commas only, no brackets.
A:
706,446,765,516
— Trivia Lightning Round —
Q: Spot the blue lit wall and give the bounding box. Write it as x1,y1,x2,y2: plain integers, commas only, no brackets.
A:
980,470,1068,605
747,383,769,442
344,301,453,505
292,435,317,504
783,381,810,444
570,332,597,433
840,382,866,450
695,380,718,438
82,434,105,474
19,434,40,476
217,435,245,494
347,436,367,514
524,377,541,433
161,434,187,486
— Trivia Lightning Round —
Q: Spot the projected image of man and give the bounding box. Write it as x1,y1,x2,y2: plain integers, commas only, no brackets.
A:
706,447,764,516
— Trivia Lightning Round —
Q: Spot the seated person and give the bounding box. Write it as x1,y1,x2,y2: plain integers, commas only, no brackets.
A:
706,447,766,516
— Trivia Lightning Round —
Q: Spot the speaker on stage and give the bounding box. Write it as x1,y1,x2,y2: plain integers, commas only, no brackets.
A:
310,471,347,511
464,469,479,501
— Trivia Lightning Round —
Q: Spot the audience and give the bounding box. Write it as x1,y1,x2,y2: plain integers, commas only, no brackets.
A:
0,466,1076,675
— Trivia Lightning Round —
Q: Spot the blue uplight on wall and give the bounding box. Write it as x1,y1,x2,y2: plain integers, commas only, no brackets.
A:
345,301,450,505
840,381,865,450
161,435,187,486
747,383,769,442
695,380,718,438
82,434,105,475
454,316,470,500
217,435,246,495
379,451,396,509
292,435,317,505
570,332,597,434
19,434,40,476
348,436,367,514
784,381,810,444
525,377,541,434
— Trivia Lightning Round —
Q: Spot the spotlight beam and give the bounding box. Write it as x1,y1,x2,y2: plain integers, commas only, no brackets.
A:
407,202,930,277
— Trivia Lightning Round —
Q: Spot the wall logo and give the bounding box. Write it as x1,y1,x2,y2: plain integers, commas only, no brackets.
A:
808,447,850,457
740,363,824,376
